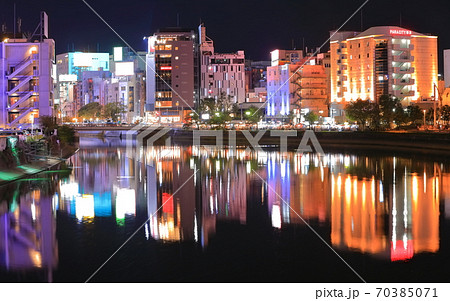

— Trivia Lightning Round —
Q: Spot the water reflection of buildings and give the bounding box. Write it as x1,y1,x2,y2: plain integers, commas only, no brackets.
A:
0,184,58,281
59,148,137,224
145,147,247,247
270,154,442,261
142,147,447,261
329,157,441,261
60,141,450,263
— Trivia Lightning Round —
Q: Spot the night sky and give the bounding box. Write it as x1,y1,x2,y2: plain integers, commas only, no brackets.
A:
1,0,449,71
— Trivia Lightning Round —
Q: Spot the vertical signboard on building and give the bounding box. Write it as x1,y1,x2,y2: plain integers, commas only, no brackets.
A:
41,11,49,39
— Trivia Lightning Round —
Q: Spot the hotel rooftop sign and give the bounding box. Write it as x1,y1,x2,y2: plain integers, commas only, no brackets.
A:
389,29,412,36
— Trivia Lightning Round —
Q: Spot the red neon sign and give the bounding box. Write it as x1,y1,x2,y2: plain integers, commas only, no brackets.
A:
389,29,412,36
390,240,414,262
160,66,172,70
162,192,173,214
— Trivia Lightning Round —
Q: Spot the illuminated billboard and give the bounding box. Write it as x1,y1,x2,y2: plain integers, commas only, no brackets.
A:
389,29,412,36
114,47,123,61
68,52,110,75
115,61,135,76
59,74,78,82
73,53,93,67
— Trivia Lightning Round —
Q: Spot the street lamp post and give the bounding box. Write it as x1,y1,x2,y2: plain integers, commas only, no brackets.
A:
31,114,34,136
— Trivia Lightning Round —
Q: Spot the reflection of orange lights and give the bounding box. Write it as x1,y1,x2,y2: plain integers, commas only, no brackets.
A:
412,175,418,210
345,176,351,206
29,250,42,268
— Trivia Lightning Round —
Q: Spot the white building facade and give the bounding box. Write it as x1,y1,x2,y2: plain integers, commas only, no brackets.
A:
199,25,246,104
444,49,450,88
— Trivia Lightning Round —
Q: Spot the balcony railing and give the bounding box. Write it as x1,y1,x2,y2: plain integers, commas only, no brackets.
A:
393,55,414,62
6,54,38,79
393,90,415,98
393,44,414,51
393,78,415,85
393,67,414,74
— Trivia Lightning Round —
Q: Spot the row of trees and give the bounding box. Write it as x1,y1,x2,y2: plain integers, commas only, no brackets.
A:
77,102,126,122
191,93,264,127
345,95,450,130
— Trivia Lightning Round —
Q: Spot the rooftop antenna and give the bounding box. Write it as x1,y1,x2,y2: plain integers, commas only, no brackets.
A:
291,38,295,50
13,3,16,37
17,17,22,34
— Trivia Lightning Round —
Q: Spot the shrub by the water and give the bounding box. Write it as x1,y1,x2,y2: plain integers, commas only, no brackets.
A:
57,125,76,145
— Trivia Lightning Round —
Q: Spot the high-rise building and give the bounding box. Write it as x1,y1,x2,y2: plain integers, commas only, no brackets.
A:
0,12,55,129
199,25,246,104
330,26,438,116
145,28,198,123
444,49,450,88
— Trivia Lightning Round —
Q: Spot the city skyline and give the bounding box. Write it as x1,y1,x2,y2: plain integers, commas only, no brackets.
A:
1,0,449,71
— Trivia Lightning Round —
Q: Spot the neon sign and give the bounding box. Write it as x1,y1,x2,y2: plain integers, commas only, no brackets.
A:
389,29,412,36
160,66,172,70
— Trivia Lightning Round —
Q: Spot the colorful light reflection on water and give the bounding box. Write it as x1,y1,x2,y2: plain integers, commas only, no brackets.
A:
1,139,450,282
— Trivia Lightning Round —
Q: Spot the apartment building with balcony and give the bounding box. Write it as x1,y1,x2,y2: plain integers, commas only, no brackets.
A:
330,26,438,117
266,49,328,121
0,36,55,129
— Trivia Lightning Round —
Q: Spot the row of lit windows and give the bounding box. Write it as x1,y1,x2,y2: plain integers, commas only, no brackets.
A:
349,42,371,49
347,53,371,59
156,91,172,98
155,44,172,51
156,101,172,107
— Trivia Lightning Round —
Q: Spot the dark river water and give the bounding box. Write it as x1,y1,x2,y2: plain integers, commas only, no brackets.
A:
1,137,450,282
